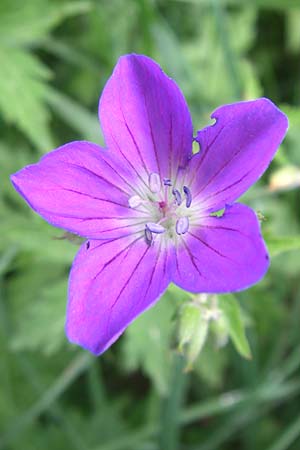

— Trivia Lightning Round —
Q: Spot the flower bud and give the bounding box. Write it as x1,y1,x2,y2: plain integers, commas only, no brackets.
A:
269,165,300,192
178,302,209,370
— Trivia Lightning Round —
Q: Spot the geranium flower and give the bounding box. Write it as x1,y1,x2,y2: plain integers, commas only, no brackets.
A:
11,55,288,355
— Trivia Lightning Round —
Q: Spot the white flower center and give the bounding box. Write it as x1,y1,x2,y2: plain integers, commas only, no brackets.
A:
128,172,194,245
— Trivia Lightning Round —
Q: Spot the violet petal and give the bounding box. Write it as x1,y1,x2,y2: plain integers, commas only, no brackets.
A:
66,236,171,355
99,54,193,181
11,141,144,240
188,98,288,211
172,203,269,292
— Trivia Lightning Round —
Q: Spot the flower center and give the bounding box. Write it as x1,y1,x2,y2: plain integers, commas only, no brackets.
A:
128,172,193,245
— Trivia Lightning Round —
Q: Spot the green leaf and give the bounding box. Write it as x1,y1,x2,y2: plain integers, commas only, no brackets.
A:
7,261,69,355
0,1,92,149
280,105,300,129
218,294,251,359
194,338,227,388
178,303,209,369
286,9,300,52
0,214,77,264
265,235,300,257
10,279,67,355
45,88,104,145
0,246,18,276
0,0,92,46
174,0,300,9
266,412,300,450
0,46,53,150
122,291,176,395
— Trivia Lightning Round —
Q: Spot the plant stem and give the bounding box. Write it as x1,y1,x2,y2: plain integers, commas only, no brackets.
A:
159,353,187,450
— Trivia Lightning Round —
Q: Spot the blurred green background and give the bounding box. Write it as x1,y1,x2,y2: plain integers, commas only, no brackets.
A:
1,1,300,449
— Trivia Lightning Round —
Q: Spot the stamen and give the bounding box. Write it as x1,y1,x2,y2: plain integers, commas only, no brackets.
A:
149,172,161,193
163,178,172,186
128,194,142,208
183,186,192,208
176,216,189,235
172,188,182,205
146,222,166,234
145,228,153,245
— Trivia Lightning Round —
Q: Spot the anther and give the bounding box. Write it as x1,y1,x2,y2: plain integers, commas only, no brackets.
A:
128,195,142,208
172,188,182,205
145,228,153,245
163,178,172,186
146,222,166,234
183,186,192,208
149,173,161,193
176,216,190,235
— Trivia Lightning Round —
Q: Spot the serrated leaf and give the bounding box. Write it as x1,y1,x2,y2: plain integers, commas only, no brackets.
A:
0,1,92,149
265,235,300,257
0,46,53,150
0,213,77,264
0,0,92,46
9,277,67,355
218,294,251,359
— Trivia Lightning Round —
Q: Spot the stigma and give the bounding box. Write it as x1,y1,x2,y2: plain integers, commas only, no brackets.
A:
128,172,193,245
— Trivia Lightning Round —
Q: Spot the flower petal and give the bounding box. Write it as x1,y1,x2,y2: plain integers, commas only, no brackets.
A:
188,98,288,211
11,141,145,239
66,235,171,354
172,203,269,293
99,54,193,183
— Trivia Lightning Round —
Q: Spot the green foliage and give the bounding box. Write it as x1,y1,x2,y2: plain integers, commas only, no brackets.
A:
0,0,92,150
10,278,67,355
265,235,300,257
1,1,300,450
0,0,92,46
219,294,252,359
178,302,209,369
122,290,176,395
0,46,53,151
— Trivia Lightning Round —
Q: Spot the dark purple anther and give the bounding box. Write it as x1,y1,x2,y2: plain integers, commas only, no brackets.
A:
86,241,90,250
145,228,153,245
163,178,172,186
146,222,166,234
183,186,192,208
172,188,182,205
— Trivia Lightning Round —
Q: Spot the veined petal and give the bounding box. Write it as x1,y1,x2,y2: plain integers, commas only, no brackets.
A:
99,54,193,183
11,141,145,239
172,203,269,293
188,98,288,211
66,235,171,355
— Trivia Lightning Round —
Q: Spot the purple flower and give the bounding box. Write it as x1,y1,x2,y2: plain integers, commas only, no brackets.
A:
11,54,288,355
